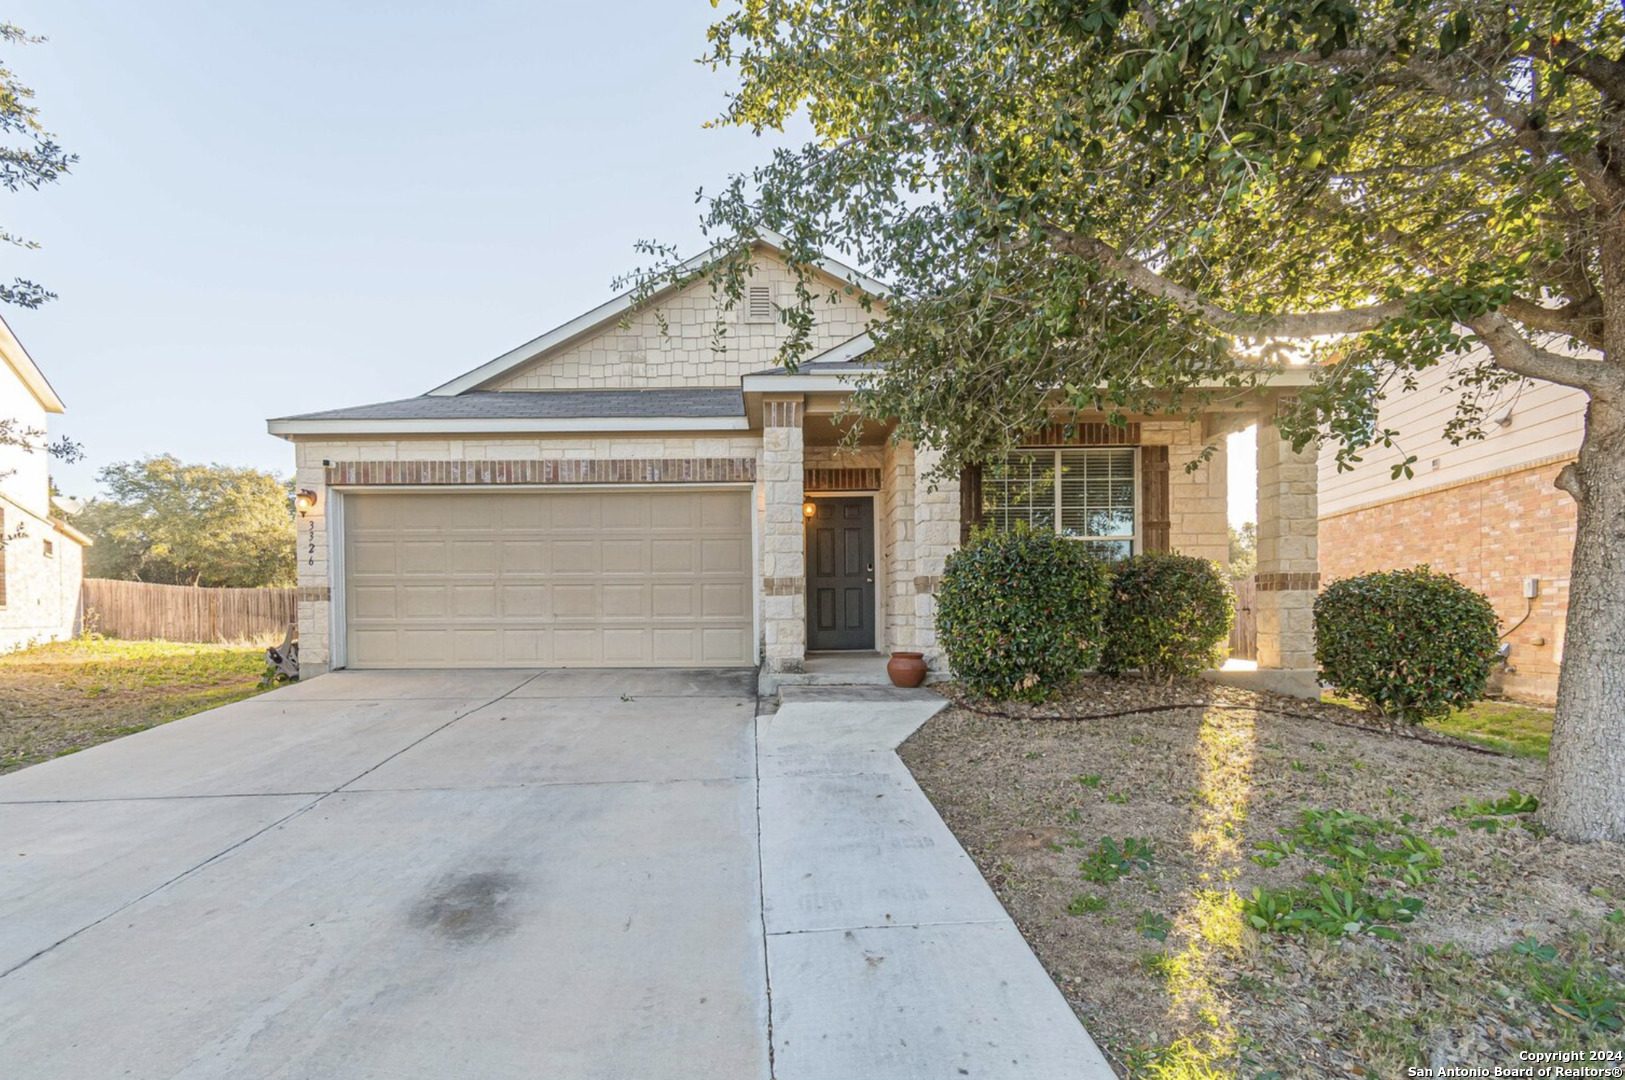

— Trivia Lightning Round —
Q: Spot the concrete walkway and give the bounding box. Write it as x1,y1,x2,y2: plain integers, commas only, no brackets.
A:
0,669,1112,1079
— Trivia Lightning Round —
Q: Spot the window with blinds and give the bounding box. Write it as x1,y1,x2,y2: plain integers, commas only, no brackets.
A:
983,448,1138,559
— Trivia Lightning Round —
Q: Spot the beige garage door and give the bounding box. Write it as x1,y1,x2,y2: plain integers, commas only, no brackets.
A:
342,489,754,668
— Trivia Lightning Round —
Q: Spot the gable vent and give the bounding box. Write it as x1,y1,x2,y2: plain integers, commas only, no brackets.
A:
745,284,776,324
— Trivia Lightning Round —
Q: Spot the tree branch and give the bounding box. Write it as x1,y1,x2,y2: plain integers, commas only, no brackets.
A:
1464,311,1623,396
1499,295,1605,348
1039,224,1411,337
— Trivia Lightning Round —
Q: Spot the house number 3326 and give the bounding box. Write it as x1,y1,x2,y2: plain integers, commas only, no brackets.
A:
307,519,316,567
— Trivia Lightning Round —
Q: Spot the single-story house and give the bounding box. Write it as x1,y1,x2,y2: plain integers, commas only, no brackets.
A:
268,234,1322,694
1320,350,1585,705
0,315,88,654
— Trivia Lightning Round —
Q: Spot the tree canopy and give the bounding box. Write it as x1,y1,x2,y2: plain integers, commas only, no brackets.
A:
79,457,296,588
677,0,1623,474
677,0,1625,843
0,24,73,309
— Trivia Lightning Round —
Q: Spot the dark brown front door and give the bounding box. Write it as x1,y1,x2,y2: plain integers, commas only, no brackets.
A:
805,497,876,651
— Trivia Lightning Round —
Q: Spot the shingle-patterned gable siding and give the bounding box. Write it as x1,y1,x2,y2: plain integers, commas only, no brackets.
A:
489,255,876,391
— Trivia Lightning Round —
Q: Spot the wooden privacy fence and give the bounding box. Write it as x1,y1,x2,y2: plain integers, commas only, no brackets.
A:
1229,577,1257,660
81,579,297,644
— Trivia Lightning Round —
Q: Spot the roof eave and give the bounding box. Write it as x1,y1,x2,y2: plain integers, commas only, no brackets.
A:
0,314,64,414
266,415,752,439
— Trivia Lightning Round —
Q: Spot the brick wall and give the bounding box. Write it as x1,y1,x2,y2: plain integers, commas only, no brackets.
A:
1320,456,1576,704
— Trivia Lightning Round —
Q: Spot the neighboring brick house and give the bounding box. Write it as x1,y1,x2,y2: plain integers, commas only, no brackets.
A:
269,232,1323,693
0,316,87,654
1319,354,1584,704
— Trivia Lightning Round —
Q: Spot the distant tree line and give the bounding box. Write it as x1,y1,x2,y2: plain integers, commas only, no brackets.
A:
79,456,296,588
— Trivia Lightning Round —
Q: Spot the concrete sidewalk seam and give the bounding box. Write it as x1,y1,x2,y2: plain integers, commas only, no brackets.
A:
764,918,1007,938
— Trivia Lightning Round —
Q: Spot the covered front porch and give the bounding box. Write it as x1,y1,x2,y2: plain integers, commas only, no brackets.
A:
753,391,1322,698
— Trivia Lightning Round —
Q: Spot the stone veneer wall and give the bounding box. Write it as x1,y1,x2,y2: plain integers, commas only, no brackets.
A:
881,439,916,653
759,398,806,671
0,504,83,655
1140,419,1230,566
489,259,874,391
911,447,962,669
1255,424,1320,673
1321,455,1576,705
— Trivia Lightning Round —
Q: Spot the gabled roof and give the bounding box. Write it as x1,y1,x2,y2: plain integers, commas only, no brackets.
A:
425,230,888,398
0,313,64,413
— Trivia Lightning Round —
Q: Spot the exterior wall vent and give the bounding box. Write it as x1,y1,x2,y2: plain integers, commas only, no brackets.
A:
746,284,775,324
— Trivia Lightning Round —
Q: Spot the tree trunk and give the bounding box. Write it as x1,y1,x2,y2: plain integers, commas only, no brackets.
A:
1543,393,1625,842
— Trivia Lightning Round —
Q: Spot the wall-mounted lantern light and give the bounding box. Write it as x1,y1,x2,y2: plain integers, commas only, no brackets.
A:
803,501,817,519
294,489,318,517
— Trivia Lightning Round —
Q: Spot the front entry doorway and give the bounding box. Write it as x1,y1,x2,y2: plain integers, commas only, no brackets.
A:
805,496,876,651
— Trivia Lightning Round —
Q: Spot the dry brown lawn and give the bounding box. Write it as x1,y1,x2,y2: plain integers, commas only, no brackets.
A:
899,677,1625,1079
0,637,270,774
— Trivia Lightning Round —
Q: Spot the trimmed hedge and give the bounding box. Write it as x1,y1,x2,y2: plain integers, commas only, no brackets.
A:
1098,552,1235,680
936,524,1111,701
1315,566,1501,723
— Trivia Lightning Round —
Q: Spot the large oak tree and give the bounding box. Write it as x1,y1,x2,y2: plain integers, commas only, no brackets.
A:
677,0,1625,839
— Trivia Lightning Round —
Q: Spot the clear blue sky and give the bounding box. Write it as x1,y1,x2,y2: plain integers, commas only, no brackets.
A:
6,2,1257,525
6,1,799,498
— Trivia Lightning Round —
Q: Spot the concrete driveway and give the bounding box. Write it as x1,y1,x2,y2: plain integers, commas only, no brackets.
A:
0,669,1112,1080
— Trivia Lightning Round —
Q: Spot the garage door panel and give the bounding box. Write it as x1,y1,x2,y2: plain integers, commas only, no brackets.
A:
551,541,597,574
601,539,646,573
701,538,750,574
344,490,754,669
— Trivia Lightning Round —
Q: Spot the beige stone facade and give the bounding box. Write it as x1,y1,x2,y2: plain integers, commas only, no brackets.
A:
273,240,1319,687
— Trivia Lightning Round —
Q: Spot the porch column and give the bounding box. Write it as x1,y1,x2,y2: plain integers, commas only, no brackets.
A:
912,445,962,671
761,396,807,673
1254,419,1321,697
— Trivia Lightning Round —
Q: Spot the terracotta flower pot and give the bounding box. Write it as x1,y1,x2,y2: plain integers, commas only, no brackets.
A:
887,651,928,689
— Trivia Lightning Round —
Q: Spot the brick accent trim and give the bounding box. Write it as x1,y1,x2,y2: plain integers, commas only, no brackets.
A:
325,458,757,487
913,574,941,594
762,399,804,428
763,577,803,596
1256,572,1321,592
296,586,332,602
804,467,881,491
1021,421,1141,446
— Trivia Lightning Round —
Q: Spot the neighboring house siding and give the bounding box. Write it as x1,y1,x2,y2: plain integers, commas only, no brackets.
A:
1320,355,1586,516
1318,354,1587,705
0,512,83,654
0,353,82,655
487,257,874,391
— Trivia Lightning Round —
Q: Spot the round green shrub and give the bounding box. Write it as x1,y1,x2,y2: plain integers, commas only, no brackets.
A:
1098,552,1235,680
935,524,1111,701
1315,566,1501,723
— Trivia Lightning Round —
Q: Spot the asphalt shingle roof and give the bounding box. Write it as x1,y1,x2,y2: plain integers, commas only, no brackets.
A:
276,389,746,422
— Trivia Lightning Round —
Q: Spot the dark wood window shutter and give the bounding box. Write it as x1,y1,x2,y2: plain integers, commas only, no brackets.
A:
1140,446,1171,552
959,463,983,545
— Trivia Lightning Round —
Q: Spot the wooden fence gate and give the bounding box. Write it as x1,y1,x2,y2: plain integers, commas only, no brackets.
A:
81,579,297,643
1229,577,1257,661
